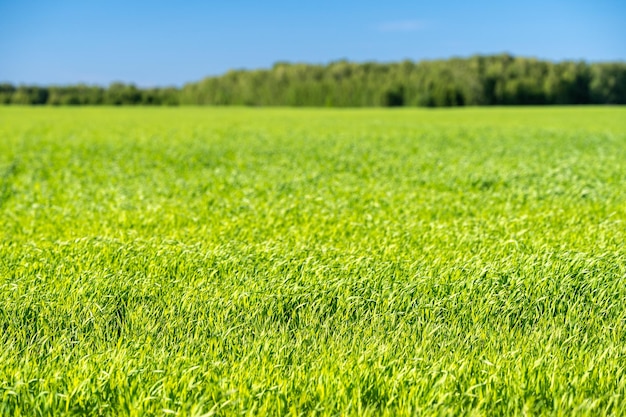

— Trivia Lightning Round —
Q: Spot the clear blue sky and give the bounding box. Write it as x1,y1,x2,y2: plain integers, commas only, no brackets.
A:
1,0,624,87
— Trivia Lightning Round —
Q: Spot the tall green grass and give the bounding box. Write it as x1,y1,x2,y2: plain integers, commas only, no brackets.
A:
1,107,625,416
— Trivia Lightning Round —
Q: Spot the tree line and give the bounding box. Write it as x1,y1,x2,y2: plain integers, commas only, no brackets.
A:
0,83,180,106
2,55,625,107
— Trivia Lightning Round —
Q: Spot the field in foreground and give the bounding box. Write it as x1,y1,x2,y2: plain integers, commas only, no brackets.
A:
1,107,625,416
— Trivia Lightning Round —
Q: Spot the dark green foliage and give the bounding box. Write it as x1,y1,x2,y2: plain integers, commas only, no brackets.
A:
180,55,626,106
590,63,626,104
1,55,625,106
10,86,49,105
47,84,105,105
0,84,16,104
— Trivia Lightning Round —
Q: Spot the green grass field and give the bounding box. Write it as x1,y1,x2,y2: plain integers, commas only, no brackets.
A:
1,107,625,416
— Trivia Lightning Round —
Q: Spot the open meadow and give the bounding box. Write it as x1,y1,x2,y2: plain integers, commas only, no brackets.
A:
1,107,626,416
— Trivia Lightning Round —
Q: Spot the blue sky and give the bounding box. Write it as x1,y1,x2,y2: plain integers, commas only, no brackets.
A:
1,0,624,87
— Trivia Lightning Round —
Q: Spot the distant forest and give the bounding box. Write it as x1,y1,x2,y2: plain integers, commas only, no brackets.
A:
2,55,625,106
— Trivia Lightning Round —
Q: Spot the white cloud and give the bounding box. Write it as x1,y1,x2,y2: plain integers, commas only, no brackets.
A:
377,20,426,33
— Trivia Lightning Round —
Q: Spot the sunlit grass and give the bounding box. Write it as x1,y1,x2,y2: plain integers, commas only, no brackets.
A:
1,107,625,416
